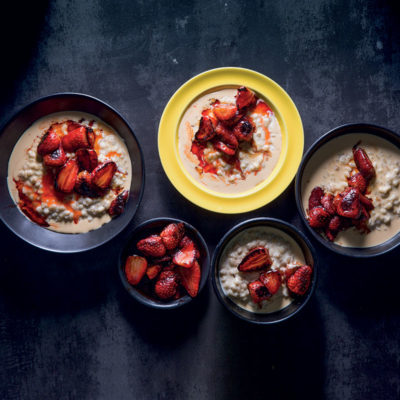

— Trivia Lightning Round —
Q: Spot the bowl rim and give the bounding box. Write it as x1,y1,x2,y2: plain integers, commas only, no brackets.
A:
118,217,211,309
211,217,318,324
295,122,400,258
0,92,145,253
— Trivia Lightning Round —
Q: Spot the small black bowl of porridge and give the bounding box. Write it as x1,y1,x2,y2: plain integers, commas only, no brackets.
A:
211,218,317,324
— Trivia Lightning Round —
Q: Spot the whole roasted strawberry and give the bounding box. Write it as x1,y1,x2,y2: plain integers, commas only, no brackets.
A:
160,222,185,250
137,235,166,258
287,265,312,296
352,144,375,180
154,270,178,300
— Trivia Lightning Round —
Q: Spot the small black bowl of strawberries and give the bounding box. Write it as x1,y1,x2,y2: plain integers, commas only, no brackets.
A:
119,218,210,309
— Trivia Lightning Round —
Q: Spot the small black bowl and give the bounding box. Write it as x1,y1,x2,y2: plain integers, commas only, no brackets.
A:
295,123,400,257
0,93,144,253
211,217,317,324
119,217,210,309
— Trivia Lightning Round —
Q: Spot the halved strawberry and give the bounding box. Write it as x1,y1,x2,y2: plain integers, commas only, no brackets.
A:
259,270,281,296
173,239,198,268
287,265,312,296
179,236,200,258
137,235,166,258
75,171,98,197
109,190,129,217
178,260,201,297
43,145,67,167
125,255,148,285
37,129,61,156
195,116,216,142
76,148,98,171
160,222,185,250
247,280,270,304
55,159,79,193
238,247,272,272
91,161,117,190
232,117,255,142
146,264,162,280
154,270,178,299
213,103,238,121
236,86,256,110
62,126,94,152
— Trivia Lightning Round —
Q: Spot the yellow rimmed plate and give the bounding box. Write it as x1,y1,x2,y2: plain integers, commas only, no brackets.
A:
158,67,303,213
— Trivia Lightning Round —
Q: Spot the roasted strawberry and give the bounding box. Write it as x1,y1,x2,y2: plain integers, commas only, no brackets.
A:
178,260,201,297
348,172,367,194
287,265,312,296
55,159,79,193
160,222,185,250
109,190,129,217
359,193,374,211
195,116,216,142
76,148,98,171
213,141,236,156
43,145,67,167
75,171,98,197
308,206,331,228
146,264,162,280
353,144,375,180
328,215,343,232
238,247,272,272
62,126,94,152
125,255,148,285
19,202,49,227
283,263,301,281
248,280,270,304
321,193,335,215
154,270,178,299
232,117,255,142
308,186,324,211
37,130,61,156
213,103,238,121
259,270,282,296
215,123,239,149
66,120,82,132
172,238,198,268
91,161,117,190
236,86,256,111
334,187,361,219
179,236,200,258
137,235,166,258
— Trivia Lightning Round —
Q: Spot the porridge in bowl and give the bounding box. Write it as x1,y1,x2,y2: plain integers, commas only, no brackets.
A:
7,111,132,233
178,86,282,194
218,226,313,313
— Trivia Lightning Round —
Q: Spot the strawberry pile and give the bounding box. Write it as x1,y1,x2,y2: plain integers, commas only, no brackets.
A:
191,86,262,174
124,222,202,301
307,143,375,241
238,247,313,305
23,120,130,226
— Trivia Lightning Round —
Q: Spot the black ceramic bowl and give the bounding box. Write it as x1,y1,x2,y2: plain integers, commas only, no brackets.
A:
119,217,210,309
0,93,144,253
295,123,400,257
212,218,317,324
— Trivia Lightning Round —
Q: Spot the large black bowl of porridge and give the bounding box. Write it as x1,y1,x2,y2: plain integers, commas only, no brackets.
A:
0,93,144,253
211,218,317,324
296,123,400,257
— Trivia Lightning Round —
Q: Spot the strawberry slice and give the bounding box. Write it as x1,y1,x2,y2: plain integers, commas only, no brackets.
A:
173,239,198,268
238,247,272,272
76,148,98,171
125,255,148,285
247,280,270,304
55,159,79,193
137,235,166,258
178,260,201,297
109,190,129,217
213,103,238,121
75,171,98,197
91,161,117,190
37,129,61,156
236,86,256,110
259,270,282,296
287,265,312,296
43,145,67,167
146,264,162,280
179,236,200,258
62,126,94,152
160,222,185,250
154,270,179,299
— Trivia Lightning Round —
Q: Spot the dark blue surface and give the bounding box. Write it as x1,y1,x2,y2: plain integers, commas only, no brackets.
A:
1,1,399,399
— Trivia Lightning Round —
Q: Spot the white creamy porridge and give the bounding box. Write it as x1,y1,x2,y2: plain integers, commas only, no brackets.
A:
302,133,400,247
7,111,132,233
219,226,305,313
178,88,282,194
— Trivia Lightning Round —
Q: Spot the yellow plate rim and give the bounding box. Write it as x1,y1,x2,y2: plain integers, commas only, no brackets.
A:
158,67,304,214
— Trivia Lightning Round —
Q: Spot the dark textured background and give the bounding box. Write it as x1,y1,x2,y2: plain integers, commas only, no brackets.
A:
1,1,399,399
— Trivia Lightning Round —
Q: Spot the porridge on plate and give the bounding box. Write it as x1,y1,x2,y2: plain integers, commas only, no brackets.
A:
178,86,282,194
302,133,400,247
7,111,132,233
218,226,312,313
